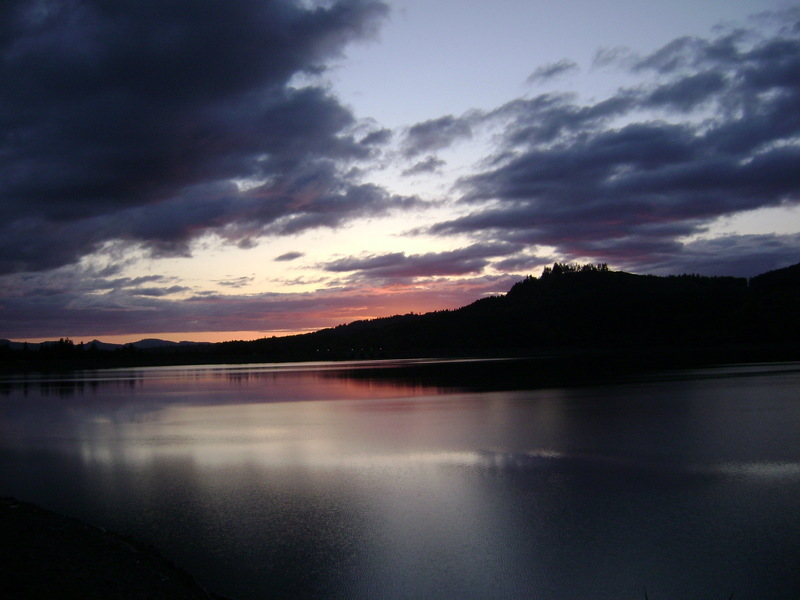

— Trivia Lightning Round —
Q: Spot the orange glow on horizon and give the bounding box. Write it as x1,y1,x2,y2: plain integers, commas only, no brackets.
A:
6,277,511,346
10,330,314,346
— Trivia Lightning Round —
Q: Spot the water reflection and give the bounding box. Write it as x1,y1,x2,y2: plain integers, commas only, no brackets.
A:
1,360,800,599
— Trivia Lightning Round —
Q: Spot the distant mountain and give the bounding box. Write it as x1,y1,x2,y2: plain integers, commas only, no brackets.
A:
0,339,36,351
84,339,121,351
0,337,209,352
128,339,212,351
130,338,180,349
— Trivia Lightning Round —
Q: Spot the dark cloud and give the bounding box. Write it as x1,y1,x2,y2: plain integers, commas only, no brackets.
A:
322,242,522,281
527,59,579,84
90,275,180,292
491,91,637,147
492,255,555,275
0,0,390,274
217,277,255,288
275,252,305,262
402,156,446,177
132,286,191,297
636,234,800,277
360,128,393,146
644,71,728,112
401,115,473,157
428,15,800,277
258,183,421,236
631,31,748,74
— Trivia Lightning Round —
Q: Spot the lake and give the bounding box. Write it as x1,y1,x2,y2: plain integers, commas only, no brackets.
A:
1,358,799,599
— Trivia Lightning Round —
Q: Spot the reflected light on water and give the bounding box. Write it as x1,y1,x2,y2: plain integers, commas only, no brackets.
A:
2,360,800,600
719,461,800,479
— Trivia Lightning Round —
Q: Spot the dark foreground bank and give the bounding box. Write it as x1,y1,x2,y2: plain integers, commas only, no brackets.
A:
0,497,221,600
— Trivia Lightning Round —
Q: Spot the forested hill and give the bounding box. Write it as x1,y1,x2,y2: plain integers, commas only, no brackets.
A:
219,262,800,361
3,262,800,371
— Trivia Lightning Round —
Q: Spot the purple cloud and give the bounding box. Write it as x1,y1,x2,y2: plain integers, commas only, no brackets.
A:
0,0,391,274
322,243,523,282
401,115,473,157
423,14,800,277
275,252,305,262
402,156,447,177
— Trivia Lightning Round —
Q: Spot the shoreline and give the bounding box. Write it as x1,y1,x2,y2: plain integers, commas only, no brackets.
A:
2,341,799,376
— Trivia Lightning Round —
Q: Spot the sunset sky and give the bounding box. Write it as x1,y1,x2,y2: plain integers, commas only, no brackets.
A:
2,0,799,343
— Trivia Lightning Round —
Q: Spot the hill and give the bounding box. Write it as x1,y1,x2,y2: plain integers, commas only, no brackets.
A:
217,261,799,363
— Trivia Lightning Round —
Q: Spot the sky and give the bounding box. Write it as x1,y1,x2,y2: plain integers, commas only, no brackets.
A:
1,0,799,344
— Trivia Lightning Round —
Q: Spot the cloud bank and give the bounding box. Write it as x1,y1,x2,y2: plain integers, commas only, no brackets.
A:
0,0,396,274
425,14,800,276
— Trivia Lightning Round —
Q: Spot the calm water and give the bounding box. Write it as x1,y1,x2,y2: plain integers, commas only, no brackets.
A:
1,359,799,599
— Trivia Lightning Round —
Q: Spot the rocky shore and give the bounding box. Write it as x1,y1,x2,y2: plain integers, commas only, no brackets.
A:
0,497,220,599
